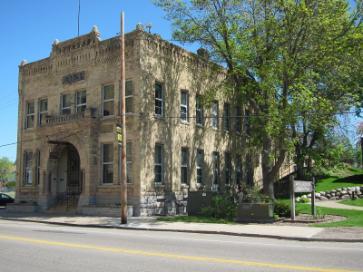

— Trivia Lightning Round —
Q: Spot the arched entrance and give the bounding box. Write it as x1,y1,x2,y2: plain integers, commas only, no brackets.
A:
48,142,82,210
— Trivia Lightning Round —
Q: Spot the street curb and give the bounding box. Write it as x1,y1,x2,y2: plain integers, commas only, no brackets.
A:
1,217,363,243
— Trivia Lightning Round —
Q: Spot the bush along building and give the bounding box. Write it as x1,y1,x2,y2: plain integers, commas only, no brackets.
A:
15,25,294,216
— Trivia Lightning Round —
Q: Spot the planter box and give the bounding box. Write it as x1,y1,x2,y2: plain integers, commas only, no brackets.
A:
235,203,274,223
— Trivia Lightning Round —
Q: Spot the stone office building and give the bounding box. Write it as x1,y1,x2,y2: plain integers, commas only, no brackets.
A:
16,25,289,216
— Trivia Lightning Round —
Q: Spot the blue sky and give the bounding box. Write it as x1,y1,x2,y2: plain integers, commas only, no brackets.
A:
0,0,361,162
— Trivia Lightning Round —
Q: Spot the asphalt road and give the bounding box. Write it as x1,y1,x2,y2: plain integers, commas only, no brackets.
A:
0,219,362,272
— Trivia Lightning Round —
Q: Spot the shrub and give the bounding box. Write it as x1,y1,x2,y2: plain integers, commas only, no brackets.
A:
201,194,236,220
274,200,291,217
241,186,271,203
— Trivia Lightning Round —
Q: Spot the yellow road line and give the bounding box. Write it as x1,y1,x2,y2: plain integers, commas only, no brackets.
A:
0,234,359,272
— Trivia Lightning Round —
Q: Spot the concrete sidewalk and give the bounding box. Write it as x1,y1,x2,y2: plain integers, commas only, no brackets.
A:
1,211,362,242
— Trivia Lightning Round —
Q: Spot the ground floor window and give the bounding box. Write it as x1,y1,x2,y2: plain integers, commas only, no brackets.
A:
181,147,189,184
196,149,204,184
154,144,164,184
23,151,33,185
102,144,113,184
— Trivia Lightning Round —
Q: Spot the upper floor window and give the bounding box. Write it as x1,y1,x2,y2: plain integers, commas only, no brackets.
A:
196,95,204,126
223,103,230,131
154,144,164,183
61,94,72,115
125,80,133,113
76,90,87,112
212,151,220,185
102,143,114,184
38,98,48,126
25,101,35,129
155,82,163,117
225,152,231,184
23,151,33,185
102,85,114,116
180,90,189,122
181,147,189,184
211,101,219,129
235,106,242,133
196,149,204,184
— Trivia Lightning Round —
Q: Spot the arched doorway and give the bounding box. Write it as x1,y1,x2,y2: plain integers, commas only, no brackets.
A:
48,142,82,209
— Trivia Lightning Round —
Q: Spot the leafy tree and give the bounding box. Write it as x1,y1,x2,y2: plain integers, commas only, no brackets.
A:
0,157,14,184
154,0,363,199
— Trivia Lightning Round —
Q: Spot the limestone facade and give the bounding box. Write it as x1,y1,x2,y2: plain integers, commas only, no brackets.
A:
16,26,282,216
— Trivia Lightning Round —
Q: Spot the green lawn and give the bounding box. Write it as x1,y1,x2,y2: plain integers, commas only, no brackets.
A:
297,203,363,227
315,168,363,192
339,198,363,207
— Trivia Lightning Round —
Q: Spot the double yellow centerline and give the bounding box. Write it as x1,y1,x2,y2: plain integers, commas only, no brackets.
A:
0,234,358,272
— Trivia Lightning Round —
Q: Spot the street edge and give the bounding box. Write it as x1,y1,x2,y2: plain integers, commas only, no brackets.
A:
1,217,363,243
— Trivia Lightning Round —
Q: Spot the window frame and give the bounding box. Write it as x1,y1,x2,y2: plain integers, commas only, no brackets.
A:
195,95,204,126
126,142,132,183
181,147,189,185
23,151,33,185
223,103,230,132
154,143,164,184
196,149,204,184
180,90,189,123
211,101,219,129
76,90,87,113
25,101,35,129
60,93,73,115
125,80,133,113
102,84,115,117
38,98,48,126
212,151,220,185
154,81,164,117
225,152,232,185
236,155,243,185
101,143,114,184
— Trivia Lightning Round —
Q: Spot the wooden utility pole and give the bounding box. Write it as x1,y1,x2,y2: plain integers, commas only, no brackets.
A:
120,11,127,224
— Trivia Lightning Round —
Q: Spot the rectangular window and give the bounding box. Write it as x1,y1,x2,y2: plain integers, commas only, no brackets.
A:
223,103,230,131
181,147,189,184
38,98,48,126
102,144,114,184
125,80,133,113
212,152,220,185
235,106,242,133
211,101,218,129
102,84,114,116
236,155,243,185
76,90,87,112
225,152,232,184
25,101,35,129
180,90,189,122
155,82,163,117
196,95,204,126
154,144,164,183
23,151,33,185
244,109,251,136
126,142,132,183
35,150,40,185
61,94,73,115
196,149,204,184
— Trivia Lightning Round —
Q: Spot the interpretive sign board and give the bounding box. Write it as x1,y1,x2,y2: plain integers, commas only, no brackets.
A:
290,177,316,221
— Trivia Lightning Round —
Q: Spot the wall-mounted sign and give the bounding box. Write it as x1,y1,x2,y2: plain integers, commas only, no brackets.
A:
62,71,85,85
